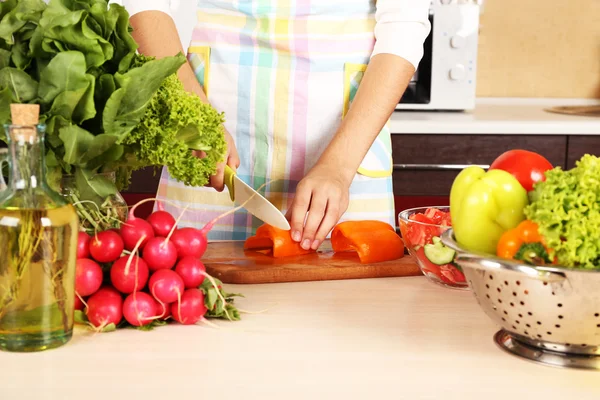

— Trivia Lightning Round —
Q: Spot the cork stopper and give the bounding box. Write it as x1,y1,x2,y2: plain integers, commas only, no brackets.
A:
9,104,40,142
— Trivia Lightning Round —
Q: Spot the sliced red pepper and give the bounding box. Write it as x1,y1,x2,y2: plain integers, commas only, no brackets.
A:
331,220,405,264
244,224,315,258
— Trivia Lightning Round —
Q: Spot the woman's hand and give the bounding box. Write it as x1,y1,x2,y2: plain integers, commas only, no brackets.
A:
287,163,352,250
194,129,240,191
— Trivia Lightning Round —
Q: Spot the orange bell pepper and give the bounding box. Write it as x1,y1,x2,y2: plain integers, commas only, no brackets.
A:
244,224,316,258
496,220,554,265
331,220,405,264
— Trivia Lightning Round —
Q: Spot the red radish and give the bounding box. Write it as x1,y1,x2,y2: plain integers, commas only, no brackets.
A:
75,258,104,296
110,255,149,294
86,287,123,328
120,219,154,251
171,288,207,325
171,228,208,259
142,237,178,271
120,198,162,251
147,201,176,237
89,230,124,263
74,294,85,311
123,292,158,327
154,299,172,320
174,257,206,288
148,269,184,304
77,232,91,259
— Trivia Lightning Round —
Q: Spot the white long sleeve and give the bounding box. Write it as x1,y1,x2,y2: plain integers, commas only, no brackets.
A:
121,0,173,17
371,0,431,69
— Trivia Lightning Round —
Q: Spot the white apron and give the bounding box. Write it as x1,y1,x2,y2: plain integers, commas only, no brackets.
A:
156,0,396,240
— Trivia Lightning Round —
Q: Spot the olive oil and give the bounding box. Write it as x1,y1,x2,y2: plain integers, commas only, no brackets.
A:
0,104,79,352
0,205,78,351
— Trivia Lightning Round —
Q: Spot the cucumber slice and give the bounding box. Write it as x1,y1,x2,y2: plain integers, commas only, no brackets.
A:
424,237,456,265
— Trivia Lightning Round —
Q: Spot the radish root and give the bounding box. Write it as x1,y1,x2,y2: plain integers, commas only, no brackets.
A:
164,205,190,245
198,317,220,329
76,291,89,311
129,197,189,218
124,236,145,276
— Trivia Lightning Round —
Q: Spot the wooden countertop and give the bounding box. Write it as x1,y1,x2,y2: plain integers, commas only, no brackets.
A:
2,277,599,399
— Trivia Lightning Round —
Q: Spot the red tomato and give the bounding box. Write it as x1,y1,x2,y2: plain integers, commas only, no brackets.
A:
489,150,553,192
424,208,452,226
440,264,466,284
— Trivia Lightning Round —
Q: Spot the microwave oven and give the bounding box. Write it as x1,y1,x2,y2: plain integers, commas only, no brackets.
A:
396,0,481,111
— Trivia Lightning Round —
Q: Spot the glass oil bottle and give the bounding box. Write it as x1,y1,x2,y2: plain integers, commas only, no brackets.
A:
0,104,79,352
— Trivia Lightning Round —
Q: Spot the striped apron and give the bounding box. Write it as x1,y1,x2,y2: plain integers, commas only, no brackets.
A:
156,0,396,241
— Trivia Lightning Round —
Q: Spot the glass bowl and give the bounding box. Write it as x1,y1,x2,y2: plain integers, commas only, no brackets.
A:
398,206,468,290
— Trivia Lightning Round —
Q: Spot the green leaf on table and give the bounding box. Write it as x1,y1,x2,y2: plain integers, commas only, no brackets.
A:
75,166,117,203
0,0,45,45
206,287,218,310
135,319,167,331
0,67,38,103
101,322,116,332
102,54,185,138
74,309,88,324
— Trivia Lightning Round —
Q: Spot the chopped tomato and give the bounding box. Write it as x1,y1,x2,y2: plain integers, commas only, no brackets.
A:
404,208,451,248
415,248,466,285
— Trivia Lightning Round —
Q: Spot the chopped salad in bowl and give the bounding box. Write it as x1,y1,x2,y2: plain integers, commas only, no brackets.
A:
398,206,467,289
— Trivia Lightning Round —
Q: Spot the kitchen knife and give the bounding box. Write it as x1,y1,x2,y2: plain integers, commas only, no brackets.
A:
224,165,291,230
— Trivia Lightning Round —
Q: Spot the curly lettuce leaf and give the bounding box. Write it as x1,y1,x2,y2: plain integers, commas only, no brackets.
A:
525,154,600,269
122,71,227,188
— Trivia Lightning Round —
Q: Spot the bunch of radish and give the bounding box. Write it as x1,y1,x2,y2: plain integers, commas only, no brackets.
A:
74,200,242,331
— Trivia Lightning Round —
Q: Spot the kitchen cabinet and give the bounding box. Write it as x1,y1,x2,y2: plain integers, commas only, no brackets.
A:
566,136,600,169
391,134,567,196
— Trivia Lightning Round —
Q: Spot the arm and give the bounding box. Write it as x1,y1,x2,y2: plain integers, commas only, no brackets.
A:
289,0,431,250
124,2,239,188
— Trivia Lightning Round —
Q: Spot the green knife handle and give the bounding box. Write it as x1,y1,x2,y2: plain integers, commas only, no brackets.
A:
224,164,235,202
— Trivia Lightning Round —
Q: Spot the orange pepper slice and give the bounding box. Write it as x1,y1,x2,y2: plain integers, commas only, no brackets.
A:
244,224,316,258
331,220,405,264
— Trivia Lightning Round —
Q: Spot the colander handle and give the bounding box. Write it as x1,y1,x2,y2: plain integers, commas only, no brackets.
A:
454,253,566,283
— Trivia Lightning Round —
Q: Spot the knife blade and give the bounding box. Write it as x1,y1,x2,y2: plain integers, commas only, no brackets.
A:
224,165,291,230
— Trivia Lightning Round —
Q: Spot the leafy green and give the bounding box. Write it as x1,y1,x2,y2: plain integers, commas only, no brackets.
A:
0,0,227,210
200,277,244,321
123,72,227,187
102,54,184,138
525,154,600,269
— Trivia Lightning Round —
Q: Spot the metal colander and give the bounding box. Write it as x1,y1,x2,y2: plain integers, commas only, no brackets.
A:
441,229,600,370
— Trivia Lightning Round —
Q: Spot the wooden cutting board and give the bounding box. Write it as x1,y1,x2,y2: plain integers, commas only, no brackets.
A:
203,240,422,284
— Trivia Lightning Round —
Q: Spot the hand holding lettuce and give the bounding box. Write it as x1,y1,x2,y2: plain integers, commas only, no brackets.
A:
0,0,227,230
451,148,600,270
